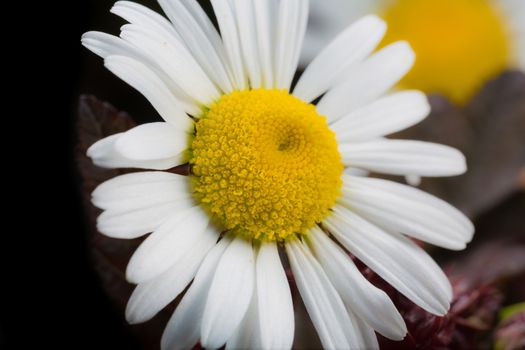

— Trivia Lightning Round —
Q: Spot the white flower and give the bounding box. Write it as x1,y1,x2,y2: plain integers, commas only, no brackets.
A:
304,0,525,103
82,1,474,349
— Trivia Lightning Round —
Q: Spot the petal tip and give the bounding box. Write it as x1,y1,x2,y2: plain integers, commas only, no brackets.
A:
364,14,387,30
86,141,99,158
388,326,408,341
124,303,142,325
125,259,143,285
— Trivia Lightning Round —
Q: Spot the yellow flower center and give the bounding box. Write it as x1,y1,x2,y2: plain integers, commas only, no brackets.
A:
190,89,343,242
381,0,510,104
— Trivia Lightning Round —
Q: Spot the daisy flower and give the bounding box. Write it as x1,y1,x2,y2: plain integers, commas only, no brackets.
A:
82,0,474,349
305,0,525,104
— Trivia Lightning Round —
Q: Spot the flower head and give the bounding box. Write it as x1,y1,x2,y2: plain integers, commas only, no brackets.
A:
191,89,343,242
82,1,474,349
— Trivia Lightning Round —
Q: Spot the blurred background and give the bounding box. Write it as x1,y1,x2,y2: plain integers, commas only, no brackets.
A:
59,0,525,349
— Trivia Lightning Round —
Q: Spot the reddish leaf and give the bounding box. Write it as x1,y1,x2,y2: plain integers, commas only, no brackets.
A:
373,273,502,350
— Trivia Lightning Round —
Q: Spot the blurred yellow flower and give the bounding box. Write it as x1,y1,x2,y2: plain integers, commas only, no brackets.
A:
381,0,509,103
305,0,525,104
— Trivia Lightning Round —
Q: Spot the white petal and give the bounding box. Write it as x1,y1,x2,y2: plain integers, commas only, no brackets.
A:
274,0,309,90
318,41,415,123
107,1,203,114
286,240,362,349
331,91,430,142
97,200,194,239
104,55,195,128
256,242,294,350
114,122,187,163
82,31,136,59
233,0,262,88
201,237,255,349
157,0,234,93
87,133,124,168
289,0,309,90
308,227,406,340
324,206,453,315
161,236,232,350
92,171,191,211
125,227,217,324
81,32,200,117
339,175,474,248
300,0,374,64
210,0,247,90
226,291,260,350
294,15,386,102
87,133,184,171
339,139,467,176
126,206,210,284
347,309,380,350
253,0,276,88
111,1,182,42
118,26,220,107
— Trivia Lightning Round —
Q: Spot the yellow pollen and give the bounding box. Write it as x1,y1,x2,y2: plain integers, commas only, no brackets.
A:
190,89,343,242
381,0,511,104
